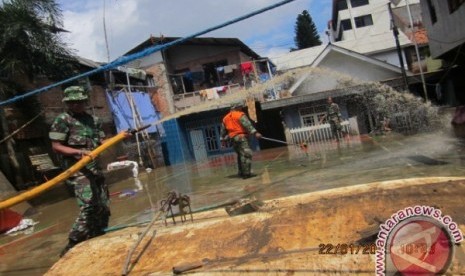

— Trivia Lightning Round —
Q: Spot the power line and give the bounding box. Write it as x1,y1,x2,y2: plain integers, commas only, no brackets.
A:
0,0,297,107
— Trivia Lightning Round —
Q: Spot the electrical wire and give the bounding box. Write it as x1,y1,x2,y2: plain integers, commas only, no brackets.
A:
0,0,296,107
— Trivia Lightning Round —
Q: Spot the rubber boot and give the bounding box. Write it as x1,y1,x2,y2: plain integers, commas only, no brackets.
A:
59,239,78,258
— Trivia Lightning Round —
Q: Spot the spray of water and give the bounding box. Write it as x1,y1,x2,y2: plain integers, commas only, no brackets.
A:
153,66,443,135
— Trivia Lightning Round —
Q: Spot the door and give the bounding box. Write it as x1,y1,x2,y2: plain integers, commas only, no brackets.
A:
189,129,208,161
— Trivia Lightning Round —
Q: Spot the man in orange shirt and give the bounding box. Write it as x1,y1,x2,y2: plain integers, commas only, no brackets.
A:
221,103,262,179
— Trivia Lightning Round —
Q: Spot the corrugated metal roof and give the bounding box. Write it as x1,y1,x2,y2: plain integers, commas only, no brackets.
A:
271,43,404,73
124,36,261,60
76,56,103,68
271,45,326,71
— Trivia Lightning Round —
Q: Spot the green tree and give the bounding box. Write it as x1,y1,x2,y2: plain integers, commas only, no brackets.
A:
0,0,76,188
293,10,322,50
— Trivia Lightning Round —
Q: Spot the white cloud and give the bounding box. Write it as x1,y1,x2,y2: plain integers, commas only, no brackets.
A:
58,0,331,62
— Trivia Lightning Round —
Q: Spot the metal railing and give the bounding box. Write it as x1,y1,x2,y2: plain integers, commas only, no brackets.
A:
289,120,351,144
173,84,241,111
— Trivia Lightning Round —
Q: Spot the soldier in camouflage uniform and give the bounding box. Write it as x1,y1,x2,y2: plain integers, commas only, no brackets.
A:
221,103,262,179
49,86,109,257
322,97,343,141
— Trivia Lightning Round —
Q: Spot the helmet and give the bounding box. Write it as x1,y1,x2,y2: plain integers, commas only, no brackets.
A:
230,102,245,110
62,86,88,102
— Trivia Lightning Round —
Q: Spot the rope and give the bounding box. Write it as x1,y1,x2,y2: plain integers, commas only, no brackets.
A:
0,110,45,144
0,0,296,107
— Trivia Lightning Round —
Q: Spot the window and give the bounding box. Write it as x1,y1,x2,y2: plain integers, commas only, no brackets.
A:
299,105,326,127
336,0,348,11
448,0,465,13
341,19,353,31
426,0,437,23
354,14,373,28
204,126,219,152
350,0,369,8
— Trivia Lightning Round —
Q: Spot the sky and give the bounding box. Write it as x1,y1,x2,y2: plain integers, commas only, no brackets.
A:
56,0,333,63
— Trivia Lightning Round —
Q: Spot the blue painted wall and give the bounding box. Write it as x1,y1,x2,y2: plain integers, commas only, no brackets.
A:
162,119,192,165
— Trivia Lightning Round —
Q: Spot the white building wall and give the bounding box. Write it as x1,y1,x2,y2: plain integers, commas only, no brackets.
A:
334,0,418,46
420,0,465,58
370,50,407,69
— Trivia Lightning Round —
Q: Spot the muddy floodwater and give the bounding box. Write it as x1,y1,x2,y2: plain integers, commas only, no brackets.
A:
1,131,465,275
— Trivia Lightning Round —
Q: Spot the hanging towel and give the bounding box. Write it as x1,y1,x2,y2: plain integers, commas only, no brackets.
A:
260,73,270,83
224,65,233,74
199,89,208,100
206,88,219,100
240,62,254,75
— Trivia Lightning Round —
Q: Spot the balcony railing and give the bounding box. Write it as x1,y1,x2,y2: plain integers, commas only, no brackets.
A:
173,83,242,111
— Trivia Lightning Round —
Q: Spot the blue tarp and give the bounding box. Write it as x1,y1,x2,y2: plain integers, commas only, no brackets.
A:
106,90,162,134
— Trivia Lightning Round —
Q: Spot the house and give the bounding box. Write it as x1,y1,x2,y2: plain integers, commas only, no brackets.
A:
327,0,415,68
0,56,164,190
0,57,119,190
123,36,275,164
267,43,407,144
327,0,452,103
419,0,465,105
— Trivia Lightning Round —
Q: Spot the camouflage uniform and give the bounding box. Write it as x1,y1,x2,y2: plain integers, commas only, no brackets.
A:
327,102,343,140
49,86,109,255
221,110,258,178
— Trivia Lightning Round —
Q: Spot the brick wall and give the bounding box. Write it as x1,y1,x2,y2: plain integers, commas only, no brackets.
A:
146,63,175,117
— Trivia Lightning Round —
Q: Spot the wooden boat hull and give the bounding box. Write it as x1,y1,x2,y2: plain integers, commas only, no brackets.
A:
46,177,465,275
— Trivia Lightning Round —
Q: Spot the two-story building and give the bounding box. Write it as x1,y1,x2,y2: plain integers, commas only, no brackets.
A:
123,37,275,164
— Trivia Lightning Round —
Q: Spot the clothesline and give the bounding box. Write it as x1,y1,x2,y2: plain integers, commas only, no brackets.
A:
174,83,241,99
167,58,274,77
0,0,295,107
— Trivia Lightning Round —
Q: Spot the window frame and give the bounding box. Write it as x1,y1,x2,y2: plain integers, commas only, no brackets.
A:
426,0,437,24
354,14,374,28
299,105,327,127
341,19,353,31
350,0,369,8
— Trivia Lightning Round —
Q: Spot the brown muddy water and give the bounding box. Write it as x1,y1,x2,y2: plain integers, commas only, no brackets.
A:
1,131,465,275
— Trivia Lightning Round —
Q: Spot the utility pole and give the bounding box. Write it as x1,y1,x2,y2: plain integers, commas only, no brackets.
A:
388,2,409,91
405,0,428,101
102,0,110,62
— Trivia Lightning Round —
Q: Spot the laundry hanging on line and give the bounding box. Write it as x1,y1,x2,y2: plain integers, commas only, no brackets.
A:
240,62,254,75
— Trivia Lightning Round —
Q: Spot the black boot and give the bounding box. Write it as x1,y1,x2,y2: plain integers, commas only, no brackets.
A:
242,173,257,179
60,239,78,258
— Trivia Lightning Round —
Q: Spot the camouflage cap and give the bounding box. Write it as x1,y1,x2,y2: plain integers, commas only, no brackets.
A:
62,86,88,102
